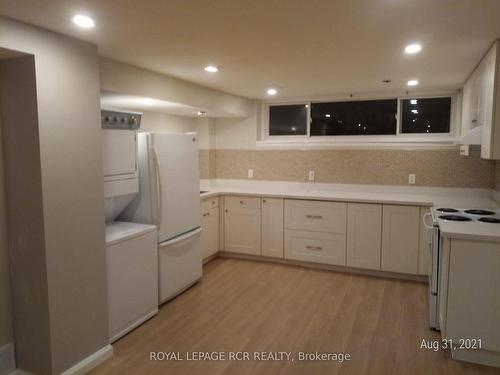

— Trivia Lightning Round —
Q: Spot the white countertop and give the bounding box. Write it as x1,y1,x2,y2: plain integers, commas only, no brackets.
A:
200,179,500,241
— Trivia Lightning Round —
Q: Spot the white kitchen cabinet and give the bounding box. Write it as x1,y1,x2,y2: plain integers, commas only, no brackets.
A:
462,41,500,159
381,205,420,274
285,229,346,266
201,205,219,260
261,198,284,258
418,207,431,275
442,239,500,366
346,203,382,270
285,199,347,233
224,196,261,255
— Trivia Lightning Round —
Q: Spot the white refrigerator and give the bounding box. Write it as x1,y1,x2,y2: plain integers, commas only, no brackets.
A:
121,132,202,303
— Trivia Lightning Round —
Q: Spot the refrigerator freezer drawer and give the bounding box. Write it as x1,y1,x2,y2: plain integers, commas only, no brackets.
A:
158,227,203,304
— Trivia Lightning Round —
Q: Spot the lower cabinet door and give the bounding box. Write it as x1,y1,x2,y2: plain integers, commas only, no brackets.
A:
381,205,420,274
285,229,346,266
201,207,219,259
262,198,284,258
224,207,261,255
346,203,382,270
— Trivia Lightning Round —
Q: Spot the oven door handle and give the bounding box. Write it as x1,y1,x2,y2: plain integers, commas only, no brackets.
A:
422,212,435,230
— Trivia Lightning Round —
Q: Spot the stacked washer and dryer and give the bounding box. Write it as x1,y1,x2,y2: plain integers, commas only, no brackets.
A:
102,109,158,343
102,108,203,343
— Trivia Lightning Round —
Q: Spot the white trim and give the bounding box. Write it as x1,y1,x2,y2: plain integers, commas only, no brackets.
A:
0,342,15,375
60,345,113,375
256,139,459,150
110,309,158,343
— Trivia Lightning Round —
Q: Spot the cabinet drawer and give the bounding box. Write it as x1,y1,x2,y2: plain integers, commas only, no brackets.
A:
225,195,261,210
285,199,347,233
284,229,346,266
202,197,219,211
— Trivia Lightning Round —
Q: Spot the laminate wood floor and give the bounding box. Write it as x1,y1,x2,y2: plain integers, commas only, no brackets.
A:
89,258,500,375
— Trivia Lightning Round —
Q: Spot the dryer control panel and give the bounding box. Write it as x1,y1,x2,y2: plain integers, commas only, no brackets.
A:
101,109,141,130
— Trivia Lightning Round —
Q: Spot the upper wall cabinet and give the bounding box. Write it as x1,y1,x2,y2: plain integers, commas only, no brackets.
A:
461,41,500,159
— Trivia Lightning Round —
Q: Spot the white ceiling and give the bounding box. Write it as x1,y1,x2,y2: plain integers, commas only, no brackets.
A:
1,0,500,100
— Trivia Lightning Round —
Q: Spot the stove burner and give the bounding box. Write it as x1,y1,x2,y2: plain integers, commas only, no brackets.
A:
464,209,496,216
436,208,459,213
478,217,500,224
438,215,472,222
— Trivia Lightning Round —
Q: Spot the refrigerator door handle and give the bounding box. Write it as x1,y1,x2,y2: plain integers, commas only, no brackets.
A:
150,147,163,228
159,227,202,248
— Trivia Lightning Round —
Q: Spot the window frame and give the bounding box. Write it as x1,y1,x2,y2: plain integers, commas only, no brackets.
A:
259,92,460,148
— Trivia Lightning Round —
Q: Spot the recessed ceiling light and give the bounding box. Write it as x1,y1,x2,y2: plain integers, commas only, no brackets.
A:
410,99,418,105
407,80,419,86
267,88,277,96
142,98,155,104
197,110,206,116
405,44,422,54
72,14,95,28
325,114,331,118
204,65,219,73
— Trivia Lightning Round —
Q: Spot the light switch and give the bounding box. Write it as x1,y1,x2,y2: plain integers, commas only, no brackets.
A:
248,169,254,178
309,170,315,182
408,174,416,184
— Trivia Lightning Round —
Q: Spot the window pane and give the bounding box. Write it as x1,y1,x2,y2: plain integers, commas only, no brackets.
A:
269,104,307,135
310,100,397,136
401,97,451,133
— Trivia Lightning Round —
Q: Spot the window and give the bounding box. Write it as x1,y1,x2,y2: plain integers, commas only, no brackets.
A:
269,104,307,135
310,100,397,136
400,97,451,134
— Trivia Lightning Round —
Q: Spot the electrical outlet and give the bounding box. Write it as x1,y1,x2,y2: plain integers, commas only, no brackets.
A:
460,145,470,156
408,174,416,184
309,170,315,182
248,169,254,178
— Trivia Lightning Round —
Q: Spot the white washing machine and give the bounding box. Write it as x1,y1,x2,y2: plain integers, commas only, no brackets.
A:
105,221,158,343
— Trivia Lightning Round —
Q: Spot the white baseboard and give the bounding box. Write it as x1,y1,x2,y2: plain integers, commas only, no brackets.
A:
60,345,113,375
0,342,15,375
110,308,158,343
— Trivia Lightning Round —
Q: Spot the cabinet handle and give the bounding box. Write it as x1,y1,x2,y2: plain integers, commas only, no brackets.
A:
472,119,477,123
263,199,266,203
306,245,323,251
306,214,323,219
212,200,216,205
240,200,244,204
206,212,210,217
225,209,228,213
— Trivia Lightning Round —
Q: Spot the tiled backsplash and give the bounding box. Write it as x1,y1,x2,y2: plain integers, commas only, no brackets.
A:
199,149,216,179
199,146,495,189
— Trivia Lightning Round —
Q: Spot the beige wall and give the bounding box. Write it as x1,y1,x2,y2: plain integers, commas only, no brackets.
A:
495,161,500,191
0,17,108,374
215,101,259,150
0,110,12,349
215,147,495,188
0,55,52,373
